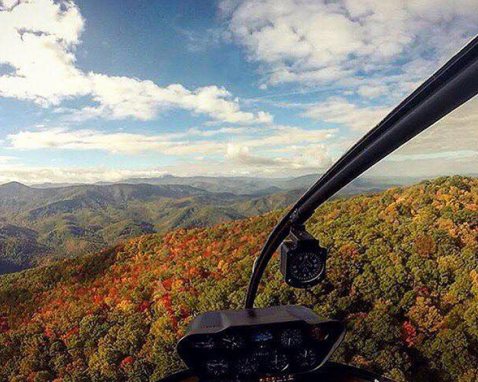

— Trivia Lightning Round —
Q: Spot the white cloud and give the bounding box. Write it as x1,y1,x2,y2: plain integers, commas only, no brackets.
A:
0,155,15,163
4,94,477,182
222,0,478,97
0,0,272,124
72,75,273,124
357,85,389,99
0,163,170,184
8,128,177,154
226,143,280,166
7,124,336,154
303,97,390,131
6,124,337,175
0,0,88,105
226,142,333,170
6,127,229,156
0,159,318,184
186,126,250,137
1,124,337,182
393,96,478,156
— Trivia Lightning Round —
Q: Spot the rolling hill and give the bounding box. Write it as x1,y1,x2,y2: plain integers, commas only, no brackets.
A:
112,174,410,195
0,176,477,381
0,176,401,275
0,182,303,274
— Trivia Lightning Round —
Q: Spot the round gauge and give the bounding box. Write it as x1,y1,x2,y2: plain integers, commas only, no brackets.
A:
251,329,274,344
289,251,323,282
310,325,329,342
251,348,270,372
190,335,215,350
220,332,245,351
280,327,304,349
236,355,259,376
293,347,319,370
204,358,229,377
265,350,289,373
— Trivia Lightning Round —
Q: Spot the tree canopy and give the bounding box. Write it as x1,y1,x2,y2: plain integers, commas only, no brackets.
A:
0,176,477,382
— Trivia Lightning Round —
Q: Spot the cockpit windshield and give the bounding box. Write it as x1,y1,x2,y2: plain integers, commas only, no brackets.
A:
0,2,477,382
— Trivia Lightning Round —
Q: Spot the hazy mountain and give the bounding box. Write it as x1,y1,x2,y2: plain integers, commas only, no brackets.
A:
0,224,45,274
108,174,422,195
0,175,408,275
119,174,317,194
0,182,302,274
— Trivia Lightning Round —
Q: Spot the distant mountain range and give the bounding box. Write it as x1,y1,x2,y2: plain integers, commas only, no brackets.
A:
0,174,409,275
31,173,419,194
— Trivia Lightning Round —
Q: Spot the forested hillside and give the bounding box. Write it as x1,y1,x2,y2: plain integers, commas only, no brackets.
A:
0,176,477,382
0,176,400,275
0,182,305,274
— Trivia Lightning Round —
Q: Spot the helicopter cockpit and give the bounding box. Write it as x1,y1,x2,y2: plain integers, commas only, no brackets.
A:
159,35,478,382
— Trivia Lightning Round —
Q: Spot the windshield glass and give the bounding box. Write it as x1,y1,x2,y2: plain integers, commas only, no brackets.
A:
0,1,477,382
364,96,478,179
299,93,478,380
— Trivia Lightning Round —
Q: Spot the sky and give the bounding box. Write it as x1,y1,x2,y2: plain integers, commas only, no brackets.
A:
0,0,477,184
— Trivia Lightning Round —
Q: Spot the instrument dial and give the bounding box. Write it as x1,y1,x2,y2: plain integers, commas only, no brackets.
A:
289,251,323,282
204,358,229,377
190,336,215,350
236,355,260,376
280,327,304,349
310,325,329,342
265,350,289,373
220,333,245,351
294,347,319,370
251,329,274,345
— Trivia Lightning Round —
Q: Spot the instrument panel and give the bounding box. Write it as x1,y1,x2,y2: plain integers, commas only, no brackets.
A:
159,362,394,382
177,305,345,381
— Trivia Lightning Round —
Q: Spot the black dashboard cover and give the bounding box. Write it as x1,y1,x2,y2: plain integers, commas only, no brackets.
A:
177,305,346,375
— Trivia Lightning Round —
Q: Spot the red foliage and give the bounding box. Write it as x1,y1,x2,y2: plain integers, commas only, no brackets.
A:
161,294,172,310
179,306,190,319
44,326,55,338
402,321,418,347
120,356,134,369
62,326,79,340
187,267,200,278
162,278,173,290
137,300,151,313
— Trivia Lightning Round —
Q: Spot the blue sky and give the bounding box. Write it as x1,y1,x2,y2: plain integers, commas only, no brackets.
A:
0,0,477,184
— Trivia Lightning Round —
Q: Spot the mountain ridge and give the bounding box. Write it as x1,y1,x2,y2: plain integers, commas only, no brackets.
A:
0,176,405,275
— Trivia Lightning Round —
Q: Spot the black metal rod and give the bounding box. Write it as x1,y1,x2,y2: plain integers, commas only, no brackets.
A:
245,35,478,309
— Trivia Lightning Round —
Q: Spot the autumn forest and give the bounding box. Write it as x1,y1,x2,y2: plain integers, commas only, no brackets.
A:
0,176,477,382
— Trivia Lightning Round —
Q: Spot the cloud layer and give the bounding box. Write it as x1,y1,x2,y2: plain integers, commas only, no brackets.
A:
0,0,271,124
222,0,478,98
303,97,391,132
0,0,476,183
